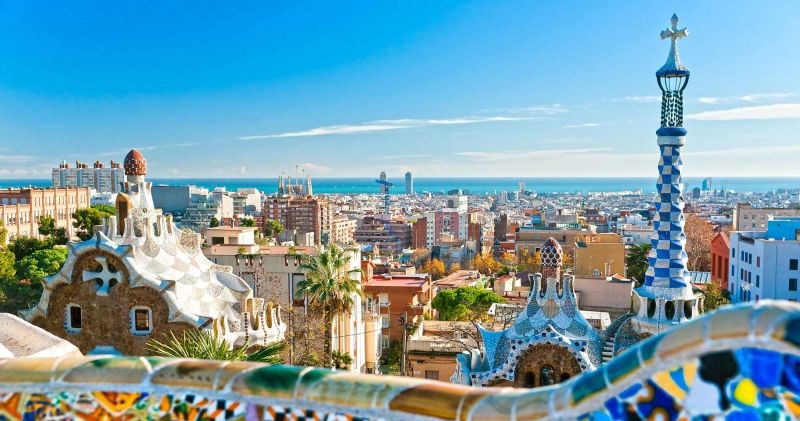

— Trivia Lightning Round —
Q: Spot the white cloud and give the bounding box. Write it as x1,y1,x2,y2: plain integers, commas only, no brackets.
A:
239,166,247,175
239,106,566,140
613,96,661,103
686,144,800,157
0,155,37,163
95,143,197,157
368,154,433,160
456,147,613,162
696,92,794,105
564,123,601,128
296,162,331,174
686,103,800,121
739,92,794,102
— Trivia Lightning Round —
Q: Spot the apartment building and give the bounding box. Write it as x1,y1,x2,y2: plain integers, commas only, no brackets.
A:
0,187,91,242
52,160,124,193
734,203,800,231
728,218,800,304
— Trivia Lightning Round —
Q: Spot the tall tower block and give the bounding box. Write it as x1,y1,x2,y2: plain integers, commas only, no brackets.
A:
631,14,701,335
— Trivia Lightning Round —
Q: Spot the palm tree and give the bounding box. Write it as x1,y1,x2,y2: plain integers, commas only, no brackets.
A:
146,330,285,363
296,244,362,367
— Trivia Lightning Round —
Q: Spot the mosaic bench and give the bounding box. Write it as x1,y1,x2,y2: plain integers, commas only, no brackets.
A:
0,300,797,420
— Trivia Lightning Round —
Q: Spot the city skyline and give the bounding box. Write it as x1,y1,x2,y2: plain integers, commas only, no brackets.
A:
2,1,799,179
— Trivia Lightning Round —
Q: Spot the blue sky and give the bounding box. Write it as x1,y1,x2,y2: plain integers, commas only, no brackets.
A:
1,1,799,178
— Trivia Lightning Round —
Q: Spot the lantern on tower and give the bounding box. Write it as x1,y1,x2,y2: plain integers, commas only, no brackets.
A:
656,14,689,130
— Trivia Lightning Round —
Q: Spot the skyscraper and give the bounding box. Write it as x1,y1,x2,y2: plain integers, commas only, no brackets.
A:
405,171,413,195
379,171,387,194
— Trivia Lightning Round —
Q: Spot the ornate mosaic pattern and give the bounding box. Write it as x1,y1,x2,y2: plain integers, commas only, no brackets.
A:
0,301,796,420
463,239,601,386
22,152,286,348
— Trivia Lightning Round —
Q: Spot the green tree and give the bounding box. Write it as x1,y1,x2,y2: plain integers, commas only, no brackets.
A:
240,218,256,227
91,203,117,216
0,250,18,313
16,248,68,282
73,207,114,241
0,220,7,245
147,330,285,363
296,244,362,366
380,341,403,375
262,219,284,238
209,217,220,228
2,248,68,313
626,243,652,286
332,350,353,370
432,286,505,321
7,236,53,261
37,216,68,245
703,281,729,311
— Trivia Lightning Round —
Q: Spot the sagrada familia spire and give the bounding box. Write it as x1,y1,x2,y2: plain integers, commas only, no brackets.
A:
631,14,702,335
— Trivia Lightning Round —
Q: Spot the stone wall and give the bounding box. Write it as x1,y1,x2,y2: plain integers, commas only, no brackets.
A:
31,249,193,355
513,343,582,388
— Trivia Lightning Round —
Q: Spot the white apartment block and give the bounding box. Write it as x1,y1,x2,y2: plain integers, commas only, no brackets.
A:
729,218,800,304
52,160,125,193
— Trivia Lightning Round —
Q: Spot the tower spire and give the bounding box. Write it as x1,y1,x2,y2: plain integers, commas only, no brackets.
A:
632,14,699,335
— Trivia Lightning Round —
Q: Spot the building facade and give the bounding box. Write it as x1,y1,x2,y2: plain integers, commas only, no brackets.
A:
728,218,800,304
733,203,800,231
52,160,125,193
0,187,91,242
362,264,433,346
263,195,333,246
710,232,730,288
354,216,412,256
573,233,625,277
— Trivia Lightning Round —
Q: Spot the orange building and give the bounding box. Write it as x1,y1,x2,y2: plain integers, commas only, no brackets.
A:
710,232,730,289
362,261,434,346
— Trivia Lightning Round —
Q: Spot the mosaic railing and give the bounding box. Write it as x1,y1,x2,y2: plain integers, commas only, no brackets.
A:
0,301,797,420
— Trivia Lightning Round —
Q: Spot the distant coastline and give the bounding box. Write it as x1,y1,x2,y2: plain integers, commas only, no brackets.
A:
2,177,799,194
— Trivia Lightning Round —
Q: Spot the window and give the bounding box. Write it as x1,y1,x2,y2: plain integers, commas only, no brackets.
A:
381,315,390,328
790,279,798,292
756,275,760,288
381,335,390,349
425,370,440,380
66,304,82,333
130,307,152,335
731,248,736,258
757,256,760,268
790,259,799,271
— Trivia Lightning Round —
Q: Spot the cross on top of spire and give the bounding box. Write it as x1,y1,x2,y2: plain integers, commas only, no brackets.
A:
661,13,688,43
657,13,690,77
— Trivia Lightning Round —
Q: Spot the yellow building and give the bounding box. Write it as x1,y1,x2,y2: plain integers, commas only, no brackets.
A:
573,233,625,277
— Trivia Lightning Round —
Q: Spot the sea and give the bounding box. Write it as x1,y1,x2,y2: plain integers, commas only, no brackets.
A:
2,177,799,195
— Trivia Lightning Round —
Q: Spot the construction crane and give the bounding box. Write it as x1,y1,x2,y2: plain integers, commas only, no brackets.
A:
375,179,393,215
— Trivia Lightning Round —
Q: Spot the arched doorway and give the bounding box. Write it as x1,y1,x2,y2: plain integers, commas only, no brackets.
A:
513,343,582,388
523,371,535,388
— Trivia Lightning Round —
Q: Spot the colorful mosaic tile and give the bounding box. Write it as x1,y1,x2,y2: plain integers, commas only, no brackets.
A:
0,301,796,420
